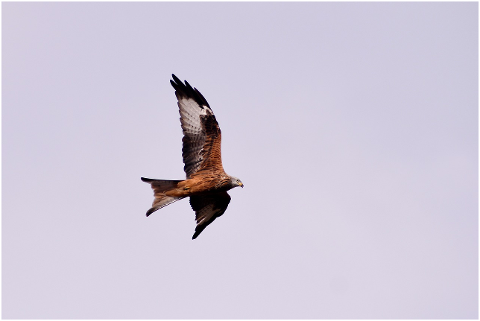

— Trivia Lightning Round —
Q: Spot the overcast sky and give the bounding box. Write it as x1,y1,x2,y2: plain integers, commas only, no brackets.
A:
3,2,478,319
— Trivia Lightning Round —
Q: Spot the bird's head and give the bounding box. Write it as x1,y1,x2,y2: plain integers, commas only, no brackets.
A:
229,176,244,189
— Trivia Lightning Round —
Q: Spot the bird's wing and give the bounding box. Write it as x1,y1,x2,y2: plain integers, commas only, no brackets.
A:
189,192,231,239
170,74,224,178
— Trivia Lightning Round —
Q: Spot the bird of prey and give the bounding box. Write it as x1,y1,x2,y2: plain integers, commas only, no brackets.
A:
141,74,244,239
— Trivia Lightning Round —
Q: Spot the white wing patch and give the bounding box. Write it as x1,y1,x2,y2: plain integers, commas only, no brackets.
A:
177,97,213,178
178,97,209,135
170,75,220,179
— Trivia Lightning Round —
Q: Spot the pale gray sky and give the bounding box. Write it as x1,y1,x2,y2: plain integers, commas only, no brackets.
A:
3,2,478,319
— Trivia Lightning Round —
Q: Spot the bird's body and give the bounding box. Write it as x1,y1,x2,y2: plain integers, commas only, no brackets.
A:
141,75,243,239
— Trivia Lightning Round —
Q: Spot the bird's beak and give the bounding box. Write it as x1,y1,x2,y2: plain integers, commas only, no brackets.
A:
240,182,244,188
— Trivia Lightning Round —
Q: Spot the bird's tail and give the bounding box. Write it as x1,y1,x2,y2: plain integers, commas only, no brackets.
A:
141,177,185,216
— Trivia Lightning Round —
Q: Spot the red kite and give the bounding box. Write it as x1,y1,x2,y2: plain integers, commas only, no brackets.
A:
141,75,243,239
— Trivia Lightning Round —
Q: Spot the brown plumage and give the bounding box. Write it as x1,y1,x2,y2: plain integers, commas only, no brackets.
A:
141,74,243,239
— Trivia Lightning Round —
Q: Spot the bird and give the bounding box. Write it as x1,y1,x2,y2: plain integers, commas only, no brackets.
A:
141,74,244,240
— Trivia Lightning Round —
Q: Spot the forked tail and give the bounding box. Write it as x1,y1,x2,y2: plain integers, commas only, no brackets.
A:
141,177,184,216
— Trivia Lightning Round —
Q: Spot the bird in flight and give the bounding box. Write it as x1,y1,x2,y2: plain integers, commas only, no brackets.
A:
141,74,244,239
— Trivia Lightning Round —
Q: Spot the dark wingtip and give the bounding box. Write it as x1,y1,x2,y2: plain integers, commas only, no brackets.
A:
192,228,203,240
170,74,182,89
169,74,210,108
146,207,156,217
141,177,153,183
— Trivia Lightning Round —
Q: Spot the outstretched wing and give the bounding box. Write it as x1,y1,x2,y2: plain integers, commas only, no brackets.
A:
170,74,224,178
189,192,231,239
